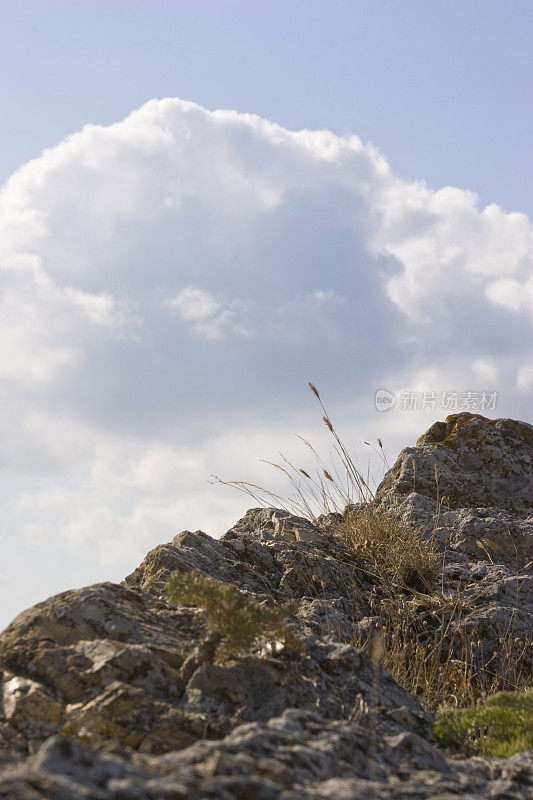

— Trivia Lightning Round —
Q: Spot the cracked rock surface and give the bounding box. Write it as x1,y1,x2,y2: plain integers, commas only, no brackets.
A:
1,412,531,799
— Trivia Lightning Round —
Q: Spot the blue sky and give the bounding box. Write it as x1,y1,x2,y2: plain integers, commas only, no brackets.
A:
0,1,532,631
1,0,532,215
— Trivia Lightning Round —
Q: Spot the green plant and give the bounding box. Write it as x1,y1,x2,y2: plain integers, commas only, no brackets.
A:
434,690,533,757
167,570,303,662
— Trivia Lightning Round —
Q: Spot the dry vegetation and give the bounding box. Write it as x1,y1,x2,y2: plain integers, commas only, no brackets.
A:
218,384,531,724
339,507,441,594
356,593,530,713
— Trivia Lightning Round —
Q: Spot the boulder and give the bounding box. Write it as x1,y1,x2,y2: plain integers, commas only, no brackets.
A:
376,412,533,517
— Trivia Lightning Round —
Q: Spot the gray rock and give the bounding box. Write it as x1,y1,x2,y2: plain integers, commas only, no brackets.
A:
0,413,531,799
376,413,533,516
370,412,533,688
0,708,529,799
2,676,62,738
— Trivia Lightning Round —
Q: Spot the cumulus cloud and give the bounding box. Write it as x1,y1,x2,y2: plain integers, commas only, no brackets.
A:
0,97,532,628
373,185,532,320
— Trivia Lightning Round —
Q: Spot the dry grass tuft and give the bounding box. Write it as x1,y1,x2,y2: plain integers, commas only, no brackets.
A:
355,598,476,710
353,578,532,712
340,507,441,593
213,383,380,517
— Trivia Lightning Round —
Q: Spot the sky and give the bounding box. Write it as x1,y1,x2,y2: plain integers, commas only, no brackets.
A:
0,0,532,630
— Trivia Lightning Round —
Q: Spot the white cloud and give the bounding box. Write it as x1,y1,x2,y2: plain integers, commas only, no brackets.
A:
471,358,498,384
516,362,533,391
0,97,532,629
307,289,338,303
372,185,533,322
485,276,533,315
168,286,220,322
166,286,239,339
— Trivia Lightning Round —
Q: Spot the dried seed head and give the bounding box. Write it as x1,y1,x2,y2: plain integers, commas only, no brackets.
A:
323,416,334,432
323,469,334,482
308,382,320,399
300,469,311,479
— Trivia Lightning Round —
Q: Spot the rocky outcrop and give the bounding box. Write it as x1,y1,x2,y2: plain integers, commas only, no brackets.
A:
375,413,533,565
0,413,531,799
370,413,533,693
376,413,533,517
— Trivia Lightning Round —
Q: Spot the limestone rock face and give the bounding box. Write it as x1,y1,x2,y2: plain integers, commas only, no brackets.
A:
0,518,427,740
2,676,62,738
375,413,533,564
376,412,533,517
0,413,531,799
371,412,533,693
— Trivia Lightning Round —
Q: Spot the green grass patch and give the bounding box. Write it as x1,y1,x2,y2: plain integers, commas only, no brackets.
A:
434,689,533,757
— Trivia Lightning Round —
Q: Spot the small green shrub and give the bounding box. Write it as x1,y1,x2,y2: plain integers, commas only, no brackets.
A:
168,570,304,662
434,690,533,757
